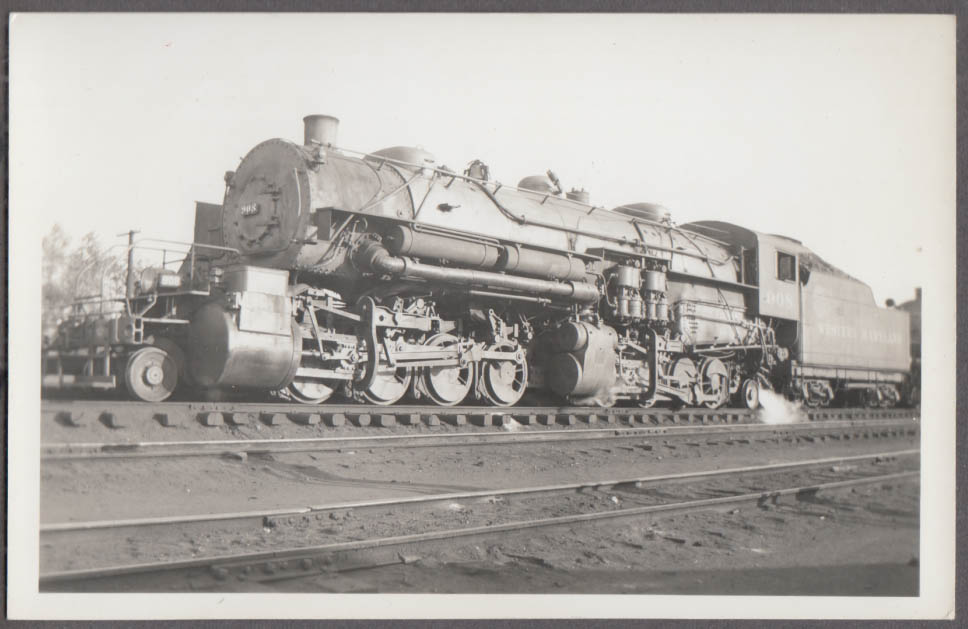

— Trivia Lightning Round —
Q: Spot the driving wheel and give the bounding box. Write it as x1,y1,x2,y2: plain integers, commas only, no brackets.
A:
481,342,528,407
418,334,474,406
357,336,412,405
700,358,729,409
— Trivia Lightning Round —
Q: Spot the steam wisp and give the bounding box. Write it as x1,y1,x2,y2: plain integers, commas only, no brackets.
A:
757,389,805,424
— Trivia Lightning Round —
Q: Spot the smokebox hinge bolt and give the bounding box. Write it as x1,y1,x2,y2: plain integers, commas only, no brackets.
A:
308,142,327,170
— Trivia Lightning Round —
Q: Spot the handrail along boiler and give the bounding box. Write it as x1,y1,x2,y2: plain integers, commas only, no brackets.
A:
43,115,916,409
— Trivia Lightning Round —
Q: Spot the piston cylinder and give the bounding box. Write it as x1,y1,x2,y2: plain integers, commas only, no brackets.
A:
187,266,300,390
554,321,590,352
187,303,301,389
546,322,618,398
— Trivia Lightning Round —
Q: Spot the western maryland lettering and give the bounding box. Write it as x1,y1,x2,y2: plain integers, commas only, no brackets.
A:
815,323,902,345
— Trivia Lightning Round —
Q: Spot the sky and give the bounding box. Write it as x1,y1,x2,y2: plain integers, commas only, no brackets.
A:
10,13,955,305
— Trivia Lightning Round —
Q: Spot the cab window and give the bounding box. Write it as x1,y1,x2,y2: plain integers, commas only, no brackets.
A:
777,252,796,282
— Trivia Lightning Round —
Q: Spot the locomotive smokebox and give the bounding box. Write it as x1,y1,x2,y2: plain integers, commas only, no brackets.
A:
303,114,339,146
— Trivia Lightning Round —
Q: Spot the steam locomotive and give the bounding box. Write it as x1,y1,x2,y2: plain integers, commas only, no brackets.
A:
43,115,914,409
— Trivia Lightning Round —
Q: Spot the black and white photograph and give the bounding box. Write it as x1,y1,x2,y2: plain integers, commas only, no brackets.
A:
7,11,956,620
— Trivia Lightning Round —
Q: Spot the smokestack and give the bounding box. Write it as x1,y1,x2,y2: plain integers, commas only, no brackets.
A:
303,114,339,146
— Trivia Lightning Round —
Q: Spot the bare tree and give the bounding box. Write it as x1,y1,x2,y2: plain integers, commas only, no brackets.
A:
42,225,128,338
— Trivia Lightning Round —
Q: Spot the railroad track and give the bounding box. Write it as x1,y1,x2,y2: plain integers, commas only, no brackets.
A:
40,449,919,591
43,399,916,431
42,417,919,461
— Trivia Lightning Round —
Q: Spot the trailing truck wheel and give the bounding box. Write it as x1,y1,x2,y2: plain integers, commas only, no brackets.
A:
124,346,178,402
863,388,881,409
740,378,760,409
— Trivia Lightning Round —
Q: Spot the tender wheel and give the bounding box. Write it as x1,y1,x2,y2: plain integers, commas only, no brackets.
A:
287,379,336,405
740,378,760,409
124,346,178,402
863,388,881,409
700,358,729,409
418,334,474,406
481,342,528,407
879,386,899,408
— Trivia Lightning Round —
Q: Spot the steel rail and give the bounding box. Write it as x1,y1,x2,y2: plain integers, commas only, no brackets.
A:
39,468,920,589
41,417,918,461
40,448,919,534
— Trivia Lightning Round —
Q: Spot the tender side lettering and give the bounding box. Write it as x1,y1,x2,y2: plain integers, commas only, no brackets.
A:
815,323,901,345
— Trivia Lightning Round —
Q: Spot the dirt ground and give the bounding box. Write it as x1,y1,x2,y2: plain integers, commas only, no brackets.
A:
40,426,919,595
191,477,920,596
296,480,919,596
41,430,917,522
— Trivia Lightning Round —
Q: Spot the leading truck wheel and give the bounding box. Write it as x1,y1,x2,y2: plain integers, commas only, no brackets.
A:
151,337,192,389
740,378,760,409
287,380,336,405
285,318,336,405
124,346,178,402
